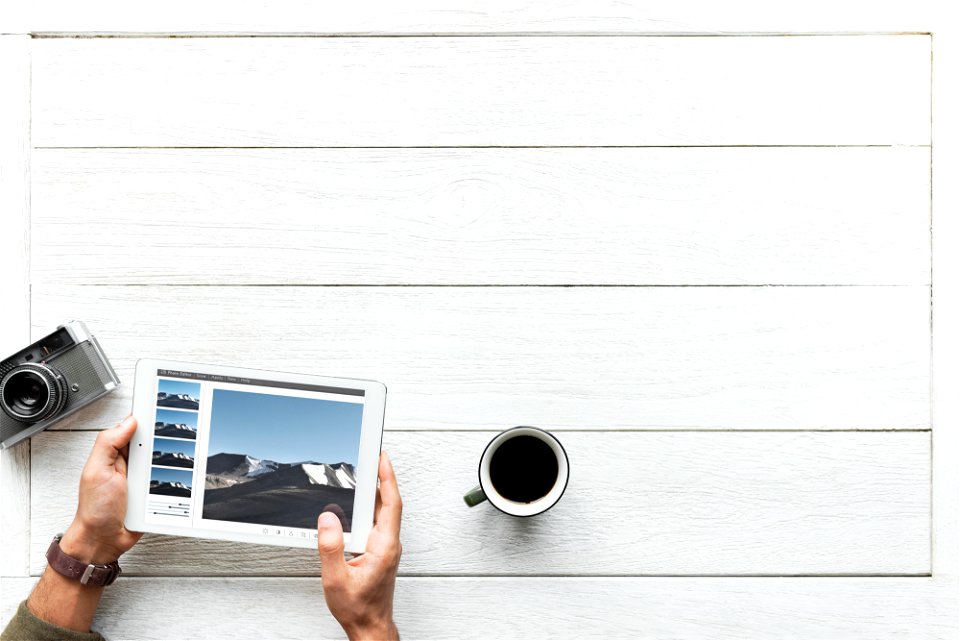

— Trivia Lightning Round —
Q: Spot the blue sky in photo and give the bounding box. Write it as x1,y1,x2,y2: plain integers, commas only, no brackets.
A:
150,466,193,487
208,389,363,465
157,378,201,398
155,409,198,429
153,437,196,457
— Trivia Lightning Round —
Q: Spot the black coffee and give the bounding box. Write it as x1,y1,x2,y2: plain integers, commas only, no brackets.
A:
489,435,559,503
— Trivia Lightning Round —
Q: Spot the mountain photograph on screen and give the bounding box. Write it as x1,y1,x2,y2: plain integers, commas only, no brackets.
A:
150,466,193,498
157,379,201,410
201,388,363,531
152,437,196,469
154,408,198,440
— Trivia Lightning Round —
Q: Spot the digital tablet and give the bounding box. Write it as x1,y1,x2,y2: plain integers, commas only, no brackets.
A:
125,359,386,554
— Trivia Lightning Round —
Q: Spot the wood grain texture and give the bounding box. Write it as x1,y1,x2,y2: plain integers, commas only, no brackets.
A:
32,36,931,147
32,285,930,432
4,576,956,640
8,22,948,639
1,1,939,35
0,442,30,578
30,147,931,286
30,430,930,576
0,34,31,359
931,23,960,582
0,34,32,578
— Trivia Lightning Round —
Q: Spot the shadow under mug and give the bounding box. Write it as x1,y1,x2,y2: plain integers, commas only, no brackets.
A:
463,426,569,516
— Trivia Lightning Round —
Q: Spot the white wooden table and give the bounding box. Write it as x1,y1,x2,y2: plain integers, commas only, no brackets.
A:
1,4,958,639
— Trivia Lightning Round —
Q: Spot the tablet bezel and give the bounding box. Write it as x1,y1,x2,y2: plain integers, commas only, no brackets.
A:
125,358,386,555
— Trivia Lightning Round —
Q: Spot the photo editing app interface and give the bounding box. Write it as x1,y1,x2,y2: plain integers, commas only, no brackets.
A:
148,369,365,543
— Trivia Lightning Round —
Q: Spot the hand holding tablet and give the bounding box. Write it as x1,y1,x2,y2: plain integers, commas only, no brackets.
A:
318,451,402,640
125,359,387,554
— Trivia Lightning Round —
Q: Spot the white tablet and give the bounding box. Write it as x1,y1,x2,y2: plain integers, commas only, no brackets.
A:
125,359,386,554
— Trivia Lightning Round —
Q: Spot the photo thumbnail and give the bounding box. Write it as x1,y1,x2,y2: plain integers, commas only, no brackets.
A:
157,379,201,410
202,388,363,531
155,408,198,440
153,437,196,469
150,466,193,498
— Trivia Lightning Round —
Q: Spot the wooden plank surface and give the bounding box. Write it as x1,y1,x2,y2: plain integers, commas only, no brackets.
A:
931,20,960,582
0,34,32,578
8,22,947,640
30,430,930,576
0,34,31,362
4,576,956,640
0,441,30,578
1,1,939,35
32,36,931,147
30,147,931,286
32,285,930,431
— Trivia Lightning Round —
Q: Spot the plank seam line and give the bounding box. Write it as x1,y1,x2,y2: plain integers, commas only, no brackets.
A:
53,284,928,288
28,32,934,39
33,145,933,150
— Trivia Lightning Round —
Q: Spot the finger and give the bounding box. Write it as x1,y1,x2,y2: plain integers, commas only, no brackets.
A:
116,450,128,476
373,488,383,523
89,416,137,468
321,503,348,531
117,442,131,473
317,512,348,585
374,451,402,537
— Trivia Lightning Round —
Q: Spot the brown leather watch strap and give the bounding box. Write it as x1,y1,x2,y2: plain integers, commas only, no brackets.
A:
45,534,122,586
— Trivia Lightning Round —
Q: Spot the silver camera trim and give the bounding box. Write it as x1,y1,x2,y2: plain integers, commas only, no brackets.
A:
71,322,120,393
0,362,63,422
0,321,121,450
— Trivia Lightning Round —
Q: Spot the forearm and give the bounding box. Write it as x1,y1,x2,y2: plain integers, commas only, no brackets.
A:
26,566,104,633
26,526,113,633
5,418,139,641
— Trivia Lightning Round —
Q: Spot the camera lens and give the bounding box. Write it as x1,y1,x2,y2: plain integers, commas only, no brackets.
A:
0,363,68,424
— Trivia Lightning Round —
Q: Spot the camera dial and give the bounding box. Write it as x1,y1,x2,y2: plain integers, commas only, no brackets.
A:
0,363,68,424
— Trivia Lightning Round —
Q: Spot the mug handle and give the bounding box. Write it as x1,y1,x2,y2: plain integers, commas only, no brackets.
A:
463,484,487,507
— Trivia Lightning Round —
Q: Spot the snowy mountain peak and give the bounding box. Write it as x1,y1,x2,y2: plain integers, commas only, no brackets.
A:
244,455,280,477
205,453,356,491
302,463,356,489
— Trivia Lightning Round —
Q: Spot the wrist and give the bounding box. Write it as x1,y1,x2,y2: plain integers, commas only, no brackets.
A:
346,619,398,641
61,523,123,565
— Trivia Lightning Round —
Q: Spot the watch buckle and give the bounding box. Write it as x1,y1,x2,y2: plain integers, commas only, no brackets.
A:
80,564,96,585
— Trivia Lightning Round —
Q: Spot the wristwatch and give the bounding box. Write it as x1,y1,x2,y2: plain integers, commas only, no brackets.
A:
45,534,122,586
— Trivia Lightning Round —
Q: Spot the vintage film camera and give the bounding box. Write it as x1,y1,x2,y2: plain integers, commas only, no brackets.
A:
0,321,119,449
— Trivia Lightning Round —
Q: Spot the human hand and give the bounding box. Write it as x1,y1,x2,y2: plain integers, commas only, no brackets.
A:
318,451,402,641
60,416,143,564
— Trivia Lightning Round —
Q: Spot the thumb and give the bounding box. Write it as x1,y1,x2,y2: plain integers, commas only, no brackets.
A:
90,416,137,467
317,511,348,583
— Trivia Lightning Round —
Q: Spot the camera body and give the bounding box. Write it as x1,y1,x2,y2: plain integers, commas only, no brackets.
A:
0,321,120,449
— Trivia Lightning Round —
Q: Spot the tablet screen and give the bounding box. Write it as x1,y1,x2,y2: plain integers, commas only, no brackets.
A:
144,368,365,540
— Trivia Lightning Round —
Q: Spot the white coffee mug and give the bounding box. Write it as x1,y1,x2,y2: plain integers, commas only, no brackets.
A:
463,426,569,516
